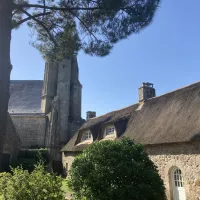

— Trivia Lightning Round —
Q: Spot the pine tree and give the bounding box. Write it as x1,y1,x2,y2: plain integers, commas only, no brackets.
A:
0,0,160,168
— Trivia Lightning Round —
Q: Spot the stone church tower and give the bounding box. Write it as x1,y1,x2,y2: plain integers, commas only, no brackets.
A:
41,56,84,171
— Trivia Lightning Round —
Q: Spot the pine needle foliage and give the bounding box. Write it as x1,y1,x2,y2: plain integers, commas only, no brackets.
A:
11,0,160,61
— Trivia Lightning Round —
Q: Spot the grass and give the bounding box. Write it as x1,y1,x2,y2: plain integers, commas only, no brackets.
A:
61,179,73,199
61,178,71,193
0,195,3,200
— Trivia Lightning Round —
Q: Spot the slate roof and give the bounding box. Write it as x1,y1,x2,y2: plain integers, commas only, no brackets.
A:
62,81,200,152
8,80,43,114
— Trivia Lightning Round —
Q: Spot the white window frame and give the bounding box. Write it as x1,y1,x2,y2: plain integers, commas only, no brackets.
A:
104,124,116,137
81,130,93,142
106,127,115,135
170,167,186,200
173,168,184,187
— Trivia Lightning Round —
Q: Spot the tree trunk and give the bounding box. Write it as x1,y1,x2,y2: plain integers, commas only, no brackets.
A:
0,0,13,169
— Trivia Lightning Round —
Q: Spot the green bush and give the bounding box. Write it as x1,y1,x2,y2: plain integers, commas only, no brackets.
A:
18,149,49,160
11,149,50,172
68,138,166,200
0,164,64,200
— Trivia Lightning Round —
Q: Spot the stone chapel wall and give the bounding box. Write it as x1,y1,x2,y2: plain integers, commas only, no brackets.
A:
11,115,46,148
4,115,20,162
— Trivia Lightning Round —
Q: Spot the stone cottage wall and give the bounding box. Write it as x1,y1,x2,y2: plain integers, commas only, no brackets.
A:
62,152,79,176
62,142,200,200
145,142,200,200
11,115,46,148
63,142,200,199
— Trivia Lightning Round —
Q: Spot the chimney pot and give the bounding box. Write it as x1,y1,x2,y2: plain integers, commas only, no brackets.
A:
139,82,156,102
86,111,96,120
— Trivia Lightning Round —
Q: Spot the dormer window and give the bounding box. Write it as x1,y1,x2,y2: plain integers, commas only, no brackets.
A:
81,130,93,142
103,124,116,139
106,126,115,135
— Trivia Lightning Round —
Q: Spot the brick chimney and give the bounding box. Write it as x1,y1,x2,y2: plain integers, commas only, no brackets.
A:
86,111,96,120
138,82,156,102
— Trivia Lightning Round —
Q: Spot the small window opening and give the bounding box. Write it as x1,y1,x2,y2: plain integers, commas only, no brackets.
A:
106,126,115,135
82,131,92,141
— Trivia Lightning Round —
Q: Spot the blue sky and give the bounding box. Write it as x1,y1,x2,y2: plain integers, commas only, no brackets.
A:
11,0,200,119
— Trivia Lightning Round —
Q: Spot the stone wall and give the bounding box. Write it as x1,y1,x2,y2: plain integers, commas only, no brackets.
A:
68,120,85,141
4,114,20,162
11,114,46,148
62,152,78,176
1,114,21,172
145,142,200,200
62,142,200,199
57,59,71,144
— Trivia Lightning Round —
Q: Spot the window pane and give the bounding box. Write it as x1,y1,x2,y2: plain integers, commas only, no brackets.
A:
175,181,177,187
173,168,184,187
82,131,92,141
106,126,115,135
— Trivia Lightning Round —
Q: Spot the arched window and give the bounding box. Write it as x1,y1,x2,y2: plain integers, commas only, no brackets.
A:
173,168,184,187
170,167,186,200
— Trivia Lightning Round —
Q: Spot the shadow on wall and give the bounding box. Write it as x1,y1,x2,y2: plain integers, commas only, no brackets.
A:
0,153,11,172
0,114,21,172
190,133,200,141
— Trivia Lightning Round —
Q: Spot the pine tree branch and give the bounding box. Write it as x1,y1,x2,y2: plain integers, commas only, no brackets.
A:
21,9,57,46
12,9,19,16
67,10,98,41
42,0,46,18
16,3,105,11
15,2,135,13
12,12,51,29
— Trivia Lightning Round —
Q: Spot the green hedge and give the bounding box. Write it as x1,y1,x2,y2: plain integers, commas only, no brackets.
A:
11,149,50,172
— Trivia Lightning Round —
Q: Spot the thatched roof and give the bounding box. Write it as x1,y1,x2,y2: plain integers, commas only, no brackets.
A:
62,81,200,152
62,104,138,152
8,80,43,114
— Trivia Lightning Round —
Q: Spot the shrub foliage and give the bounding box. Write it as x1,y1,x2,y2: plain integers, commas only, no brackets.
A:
11,149,50,172
68,138,166,200
0,164,64,200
